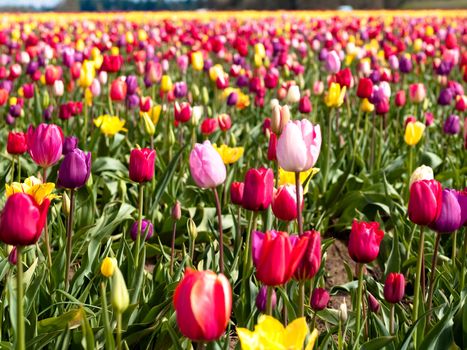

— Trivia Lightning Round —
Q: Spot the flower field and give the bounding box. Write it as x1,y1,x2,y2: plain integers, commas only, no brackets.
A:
0,10,466,350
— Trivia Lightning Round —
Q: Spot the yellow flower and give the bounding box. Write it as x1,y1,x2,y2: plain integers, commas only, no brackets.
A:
191,51,204,71
254,43,266,58
141,113,155,136
404,121,425,146
137,29,148,42
213,144,244,165
237,315,318,350
148,104,162,125
324,82,346,108
93,115,127,136
360,98,374,113
209,64,224,82
100,257,117,278
6,176,57,205
278,167,319,192
84,88,93,106
161,75,173,93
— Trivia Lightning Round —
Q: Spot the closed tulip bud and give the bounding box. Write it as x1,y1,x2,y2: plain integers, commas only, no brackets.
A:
410,165,434,187
160,75,173,93
110,79,127,101
375,98,390,115
22,83,34,99
360,98,375,113
271,104,290,135
313,81,324,95
325,50,341,73
255,286,276,313
339,299,348,323
272,184,303,222
130,219,154,241
191,51,204,71
443,115,460,135
8,246,17,265
172,201,182,221
230,182,244,205
7,131,27,155
294,230,321,280
348,220,384,264
286,85,300,104
129,148,156,183
41,90,50,108
111,266,129,314
395,90,406,107
53,80,64,96
368,293,380,313
27,123,64,168
62,191,70,216
252,230,308,286
168,127,176,146
173,82,187,98
226,92,238,106
404,121,425,146
191,106,203,126
242,168,274,211
264,72,279,89
298,95,312,114
174,269,232,341
267,133,277,161
336,68,352,88
188,218,198,241
408,179,443,226
310,288,330,311
277,120,321,172
201,118,218,135
357,78,373,99
174,101,192,123
142,113,155,136
217,113,232,131
189,141,226,189
0,193,50,246
455,95,467,112
438,88,453,106
429,189,462,233
384,273,405,304
409,83,426,104
202,86,210,104
57,148,91,189
101,257,117,277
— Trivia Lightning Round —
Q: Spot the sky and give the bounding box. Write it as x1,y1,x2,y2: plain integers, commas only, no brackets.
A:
0,0,62,8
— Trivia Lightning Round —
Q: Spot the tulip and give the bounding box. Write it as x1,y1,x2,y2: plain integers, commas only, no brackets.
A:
384,273,405,304
230,182,244,206
313,81,324,95
443,115,460,135
395,90,406,107
298,95,312,113
455,95,467,111
404,121,425,146
110,79,127,101
310,288,330,311
399,55,413,73
8,247,17,265
130,219,154,241
161,75,173,93
201,118,218,135
27,123,64,168
368,293,380,313
294,230,321,281
408,179,443,226
324,82,346,108
101,257,117,278
357,78,373,99
429,189,462,233
348,220,384,264
286,85,300,104
276,120,321,172
174,82,187,98
191,51,204,71
456,190,467,227
271,184,303,222
57,148,91,189
7,131,27,155
217,113,232,131
375,98,390,115
409,83,426,103
173,269,232,341
271,104,290,135
252,230,308,286
242,168,274,211
189,141,226,189
213,144,244,165
325,50,341,73
409,165,434,187
129,148,156,183
267,133,277,161
111,266,129,314
93,115,126,136
438,88,453,106
256,286,277,313
336,68,352,88
174,101,191,123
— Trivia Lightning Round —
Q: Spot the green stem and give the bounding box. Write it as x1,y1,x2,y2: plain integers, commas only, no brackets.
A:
213,188,224,274
412,225,425,345
295,172,303,236
16,246,25,350
134,184,144,272
65,189,75,291
266,286,273,315
16,156,21,183
100,282,114,349
10,156,15,185
390,304,395,335
426,232,441,324
244,211,258,274
298,281,305,317
452,230,457,265
460,228,467,291
170,221,177,276
116,312,122,350
355,263,364,344
42,167,52,270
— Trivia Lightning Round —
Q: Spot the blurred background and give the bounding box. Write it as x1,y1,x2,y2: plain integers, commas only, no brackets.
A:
0,0,466,11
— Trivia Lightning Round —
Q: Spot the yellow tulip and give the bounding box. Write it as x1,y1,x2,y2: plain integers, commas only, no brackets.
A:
324,83,346,108
209,64,224,81
141,112,155,136
213,144,244,164
125,31,134,44
254,53,263,67
237,315,318,350
138,29,148,42
426,25,434,36
404,121,425,146
254,43,266,58
85,88,93,106
191,51,204,71
148,105,162,125
6,176,57,205
161,75,173,93
110,46,120,56
100,257,117,278
360,98,375,113
111,266,129,313
93,115,127,136
278,167,319,192
413,38,423,52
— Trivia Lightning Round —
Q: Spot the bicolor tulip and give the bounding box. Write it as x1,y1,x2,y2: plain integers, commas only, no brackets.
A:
271,184,303,222
27,123,64,168
348,220,384,264
189,141,226,189
129,148,156,183
409,83,426,103
173,269,232,341
57,148,91,189
110,79,127,101
408,179,443,226
409,165,434,187
174,102,191,123
242,168,274,211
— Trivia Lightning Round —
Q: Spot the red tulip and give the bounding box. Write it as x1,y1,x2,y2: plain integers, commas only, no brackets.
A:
252,230,308,286
217,114,232,131
298,95,312,114
348,220,384,264
310,288,329,311
336,67,352,88
395,90,406,107
174,102,192,123
0,88,8,106
45,65,61,86
357,78,373,99
110,79,127,101
101,54,123,73
200,118,218,135
267,133,277,161
0,193,50,246
230,182,244,205
173,269,232,341
294,230,321,281
384,273,405,303
7,131,27,155
129,148,156,183
408,180,443,226
242,168,274,211
271,184,302,221
139,96,152,112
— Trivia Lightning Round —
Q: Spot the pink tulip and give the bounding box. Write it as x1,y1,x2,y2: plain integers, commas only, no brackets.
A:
409,83,426,103
27,123,64,168
276,119,321,172
189,141,226,188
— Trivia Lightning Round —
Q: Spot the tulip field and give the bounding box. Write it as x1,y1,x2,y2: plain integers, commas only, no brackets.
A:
0,9,466,350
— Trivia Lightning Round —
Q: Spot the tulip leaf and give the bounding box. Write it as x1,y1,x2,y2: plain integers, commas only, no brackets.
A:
361,336,395,350
37,309,83,334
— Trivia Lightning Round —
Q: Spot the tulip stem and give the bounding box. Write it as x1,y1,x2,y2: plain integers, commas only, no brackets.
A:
355,263,364,344
42,168,53,270
16,156,21,183
116,311,122,350
390,304,395,336
412,225,425,345
170,221,177,276
298,281,305,317
10,156,15,185
323,108,333,192
16,246,25,350
244,211,258,274
266,286,273,315
426,232,441,325
452,230,457,266
295,172,303,236
134,184,144,275
213,188,224,274
100,282,114,349
460,228,467,292
65,189,75,292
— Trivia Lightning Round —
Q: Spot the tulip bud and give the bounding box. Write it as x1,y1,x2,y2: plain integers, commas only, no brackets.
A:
172,201,182,221
271,105,290,135
255,286,276,313
130,219,154,241
168,127,176,146
8,246,17,265
310,288,330,311
111,266,129,313
368,293,380,313
443,115,460,135
230,182,244,206
384,273,405,304
101,257,117,277
286,85,300,104
410,165,434,187
62,191,71,216
41,90,50,108
188,218,198,241
202,86,209,104
348,220,384,264
339,299,348,323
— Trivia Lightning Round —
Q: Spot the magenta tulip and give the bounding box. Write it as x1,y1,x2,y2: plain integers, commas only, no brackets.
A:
27,123,64,168
271,184,303,221
129,148,156,183
242,168,274,211
348,220,384,264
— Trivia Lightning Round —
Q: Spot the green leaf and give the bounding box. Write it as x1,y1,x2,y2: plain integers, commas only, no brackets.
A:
361,336,395,350
37,309,83,334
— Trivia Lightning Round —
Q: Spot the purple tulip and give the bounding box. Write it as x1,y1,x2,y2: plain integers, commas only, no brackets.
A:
174,82,188,98
438,89,453,106
43,105,54,121
310,288,330,311
227,92,238,106
255,286,276,313
443,115,460,135
456,190,467,227
436,60,453,76
63,136,78,154
429,189,462,233
126,94,140,109
130,219,154,241
399,55,412,73
57,148,91,189
126,75,139,95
